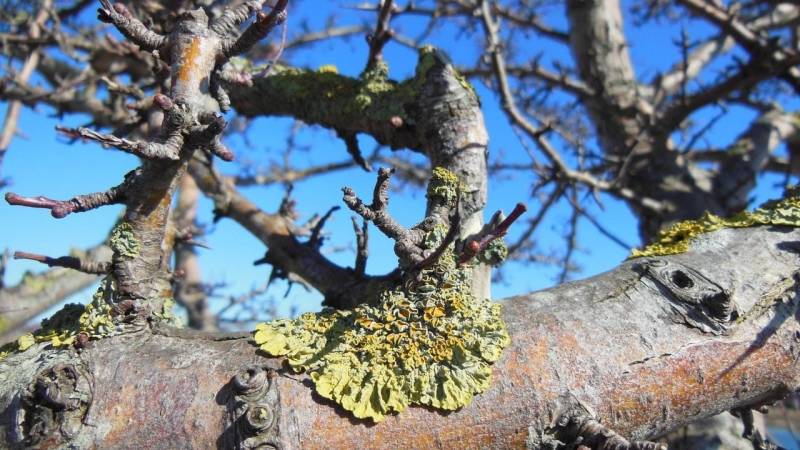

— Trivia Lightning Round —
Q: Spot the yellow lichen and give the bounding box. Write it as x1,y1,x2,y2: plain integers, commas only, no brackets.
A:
110,221,140,259
254,251,508,422
631,193,800,258
0,276,126,361
317,64,338,74
253,168,510,422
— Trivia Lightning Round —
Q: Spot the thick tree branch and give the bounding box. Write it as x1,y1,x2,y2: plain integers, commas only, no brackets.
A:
711,108,800,212
1,226,797,447
188,158,393,309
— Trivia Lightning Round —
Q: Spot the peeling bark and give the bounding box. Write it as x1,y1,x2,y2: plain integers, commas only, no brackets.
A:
0,225,797,448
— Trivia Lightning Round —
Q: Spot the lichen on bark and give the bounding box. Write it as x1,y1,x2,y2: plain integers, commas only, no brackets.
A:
631,190,800,257
0,274,180,361
253,168,510,422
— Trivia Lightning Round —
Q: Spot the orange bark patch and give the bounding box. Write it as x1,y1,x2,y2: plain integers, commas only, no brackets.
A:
177,37,202,82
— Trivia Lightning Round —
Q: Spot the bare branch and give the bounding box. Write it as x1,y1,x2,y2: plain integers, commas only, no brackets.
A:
364,0,394,72
5,185,124,218
342,167,408,241
308,206,340,251
210,0,263,37
222,0,289,57
338,130,372,171
0,0,52,180
351,217,368,276
56,125,183,161
13,251,111,275
96,0,166,51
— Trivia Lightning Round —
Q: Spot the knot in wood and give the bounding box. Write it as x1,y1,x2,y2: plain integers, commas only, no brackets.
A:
635,259,736,334
226,365,281,450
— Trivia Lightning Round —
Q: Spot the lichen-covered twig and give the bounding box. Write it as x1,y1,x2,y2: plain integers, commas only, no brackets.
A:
96,0,167,51
13,251,111,275
342,167,408,240
343,167,461,269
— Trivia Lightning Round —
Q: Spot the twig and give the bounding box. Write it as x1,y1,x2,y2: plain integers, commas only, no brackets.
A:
459,202,527,265
13,250,111,275
351,217,369,275
364,0,394,72
5,185,124,218
308,206,341,250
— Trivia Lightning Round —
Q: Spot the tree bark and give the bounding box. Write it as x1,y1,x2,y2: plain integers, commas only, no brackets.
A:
1,225,797,449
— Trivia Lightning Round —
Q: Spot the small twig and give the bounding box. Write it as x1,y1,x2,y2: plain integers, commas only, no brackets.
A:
13,250,110,275
351,217,369,275
459,202,527,265
96,0,167,51
0,249,9,289
364,0,395,72
56,124,183,161
338,130,372,171
342,167,408,241
223,0,289,57
731,407,784,450
5,185,124,218
277,184,298,221
308,206,341,250
558,195,580,284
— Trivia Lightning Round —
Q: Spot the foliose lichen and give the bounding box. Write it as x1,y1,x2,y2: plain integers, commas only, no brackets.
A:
253,168,510,422
110,221,140,259
0,276,122,360
631,190,800,258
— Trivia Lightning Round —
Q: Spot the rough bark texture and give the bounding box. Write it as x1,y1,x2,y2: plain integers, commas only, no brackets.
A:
0,225,797,448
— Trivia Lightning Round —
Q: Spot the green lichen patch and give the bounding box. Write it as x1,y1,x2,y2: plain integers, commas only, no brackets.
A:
0,277,121,361
110,221,140,259
631,193,800,258
427,166,461,204
254,249,509,422
476,239,509,266
254,168,507,422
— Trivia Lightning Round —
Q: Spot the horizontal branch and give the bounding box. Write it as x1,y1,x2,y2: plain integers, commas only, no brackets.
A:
1,225,797,447
226,66,421,151
188,158,393,309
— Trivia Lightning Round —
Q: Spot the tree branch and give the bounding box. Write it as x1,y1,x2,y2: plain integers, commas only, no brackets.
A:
1,226,797,447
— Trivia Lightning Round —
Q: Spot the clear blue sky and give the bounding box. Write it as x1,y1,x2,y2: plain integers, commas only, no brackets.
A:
0,0,790,323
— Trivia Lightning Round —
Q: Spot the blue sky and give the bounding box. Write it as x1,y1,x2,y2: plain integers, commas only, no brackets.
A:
0,0,792,323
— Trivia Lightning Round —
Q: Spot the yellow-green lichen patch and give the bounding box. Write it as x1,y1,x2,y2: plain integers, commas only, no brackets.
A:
317,64,338,74
0,276,122,361
427,166,461,204
631,194,800,258
110,221,140,259
254,250,509,422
